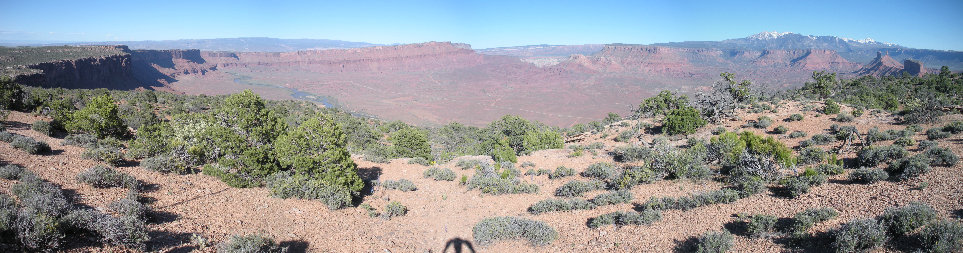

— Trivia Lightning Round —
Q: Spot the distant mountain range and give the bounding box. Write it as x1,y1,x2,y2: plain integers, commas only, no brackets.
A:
2,37,380,52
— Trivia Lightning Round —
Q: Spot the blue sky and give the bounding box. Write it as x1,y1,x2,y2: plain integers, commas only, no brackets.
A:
1,0,961,50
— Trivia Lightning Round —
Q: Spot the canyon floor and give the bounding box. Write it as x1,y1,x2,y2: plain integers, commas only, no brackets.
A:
1,101,961,252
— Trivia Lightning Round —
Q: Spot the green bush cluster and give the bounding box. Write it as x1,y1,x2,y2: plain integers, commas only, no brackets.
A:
467,165,538,195
920,219,963,253
695,230,734,253
528,198,596,214
64,94,127,138
382,201,408,220
0,164,27,180
791,207,839,237
76,165,137,189
857,145,908,167
663,107,707,135
265,172,352,210
887,155,931,181
548,166,576,179
711,131,794,167
217,234,285,253
753,116,773,129
772,125,789,134
648,143,712,180
554,180,605,197
642,189,740,211
744,214,777,238
613,144,650,162
31,120,54,136
823,99,841,115
423,167,456,181
2,132,51,155
472,216,557,246
587,209,662,228
788,131,806,138
878,202,937,237
390,128,432,161
832,218,888,253
925,147,959,167
787,114,804,122
835,113,854,122
849,167,889,184
378,179,418,192
634,90,689,118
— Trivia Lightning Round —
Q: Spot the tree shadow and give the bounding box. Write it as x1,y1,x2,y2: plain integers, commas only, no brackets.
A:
771,231,834,253
353,166,383,206
149,210,180,225
723,220,749,237
443,237,476,253
672,236,699,253
954,209,963,219
146,231,195,252
279,240,310,253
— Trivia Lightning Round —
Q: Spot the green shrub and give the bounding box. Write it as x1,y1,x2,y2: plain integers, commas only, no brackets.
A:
635,90,689,117
141,155,190,174
62,133,98,148
791,207,839,237
789,131,806,138
423,167,456,181
823,99,841,115
82,147,124,166
10,134,51,154
857,145,908,167
580,162,618,181
614,166,657,189
520,161,535,168
521,129,563,155
927,128,951,140
730,175,766,197
695,230,734,253
65,94,127,138
0,131,13,142
746,214,777,238
613,145,650,162
201,164,262,188
265,172,352,210
887,155,931,181
893,137,915,147
753,116,773,129
878,202,937,236
642,189,740,211
274,114,363,194
810,134,833,145
456,159,487,170
76,165,137,189
217,234,285,253
782,177,811,199
548,166,575,179
920,219,963,253
849,168,888,184
663,107,707,135
798,147,827,165
729,152,782,182
379,179,417,192
788,114,804,122
31,120,54,136
528,198,596,214
587,210,661,228
772,125,789,134
0,164,27,180
390,128,432,161
110,198,148,221
836,113,854,122
925,147,959,167
467,167,537,195
832,218,888,253
614,129,637,142
382,201,408,219
554,180,605,197
472,216,558,246
589,190,633,206
815,164,844,176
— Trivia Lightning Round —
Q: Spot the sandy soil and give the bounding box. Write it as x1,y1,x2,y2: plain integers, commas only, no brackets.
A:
1,100,961,252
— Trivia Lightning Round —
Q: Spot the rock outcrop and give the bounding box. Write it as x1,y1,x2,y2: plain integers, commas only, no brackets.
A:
903,59,924,77
13,50,140,90
854,52,907,77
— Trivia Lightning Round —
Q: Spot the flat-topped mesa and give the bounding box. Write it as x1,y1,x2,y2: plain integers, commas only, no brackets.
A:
903,59,924,77
788,49,860,70
200,41,485,73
